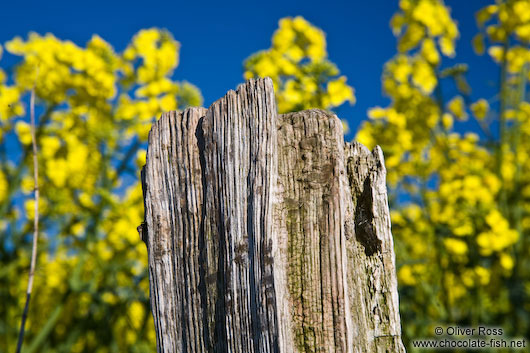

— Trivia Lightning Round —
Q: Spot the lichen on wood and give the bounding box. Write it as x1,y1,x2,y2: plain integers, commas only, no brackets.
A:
140,78,405,353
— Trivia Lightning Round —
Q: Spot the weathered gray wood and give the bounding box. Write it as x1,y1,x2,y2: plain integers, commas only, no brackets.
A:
140,78,405,353
141,108,207,353
343,142,404,353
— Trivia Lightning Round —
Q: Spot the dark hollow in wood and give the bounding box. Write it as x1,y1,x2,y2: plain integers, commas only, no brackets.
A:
140,78,405,353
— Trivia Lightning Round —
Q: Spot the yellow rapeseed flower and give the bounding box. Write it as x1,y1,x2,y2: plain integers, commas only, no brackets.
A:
368,107,387,119
447,96,467,120
516,23,530,41
500,253,515,271
244,16,354,114
470,99,489,120
444,238,468,255
412,59,437,93
326,76,355,107
476,5,498,27
421,38,440,65
15,121,32,145
474,266,491,285
128,301,145,329
442,112,453,129
398,265,417,286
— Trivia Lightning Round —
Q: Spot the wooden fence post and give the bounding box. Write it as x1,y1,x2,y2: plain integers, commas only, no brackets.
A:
140,78,405,353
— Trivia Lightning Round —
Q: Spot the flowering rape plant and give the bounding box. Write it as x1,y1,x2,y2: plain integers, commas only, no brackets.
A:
1,29,201,352
244,16,355,116
3,2,530,350
356,0,530,345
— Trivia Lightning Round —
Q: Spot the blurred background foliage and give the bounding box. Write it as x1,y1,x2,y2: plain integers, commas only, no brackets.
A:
1,0,529,351
355,0,530,346
0,29,202,352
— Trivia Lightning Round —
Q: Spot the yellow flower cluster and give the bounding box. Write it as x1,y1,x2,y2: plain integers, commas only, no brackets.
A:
118,29,202,140
272,17,326,62
392,0,459,56
357,52,443,185
244,16,354,113
476,0,530,42
487,45,530,73
447,96,467,120
6,33,119,102
357,0,529,341
123,28,179,83
477,210,519,255
0,45,24,121
470,99,489,120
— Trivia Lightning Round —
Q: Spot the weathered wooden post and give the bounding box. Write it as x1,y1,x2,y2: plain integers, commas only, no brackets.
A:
139,78,405,353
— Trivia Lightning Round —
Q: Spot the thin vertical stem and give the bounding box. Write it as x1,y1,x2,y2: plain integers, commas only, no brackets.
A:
16,74,40,353
497,38,510,213
513,63,527,241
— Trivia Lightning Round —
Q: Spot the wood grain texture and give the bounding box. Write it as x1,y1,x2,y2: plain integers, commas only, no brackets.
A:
343,142,405,353
141,78,405,353
276,109,350,353
201,79,279,353
142,107,208,353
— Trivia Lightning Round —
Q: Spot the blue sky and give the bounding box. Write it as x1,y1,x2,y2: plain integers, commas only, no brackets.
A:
0,0,497,140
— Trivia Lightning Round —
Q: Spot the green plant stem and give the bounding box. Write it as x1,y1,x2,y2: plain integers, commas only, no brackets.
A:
513,64,526,245
507,62,527,338
16,81,39,353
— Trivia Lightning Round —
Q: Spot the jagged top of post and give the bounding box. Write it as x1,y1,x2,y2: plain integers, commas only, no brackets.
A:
146,77,386,169
147,77,273,142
